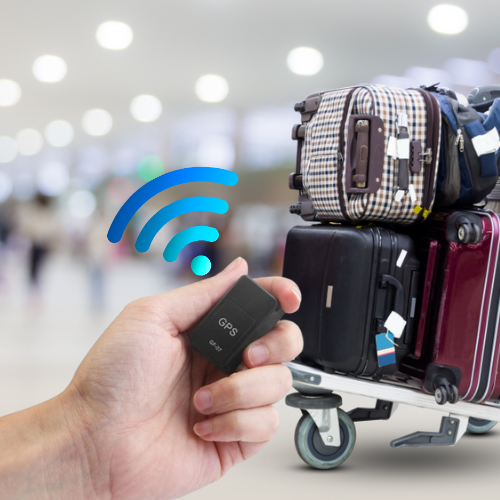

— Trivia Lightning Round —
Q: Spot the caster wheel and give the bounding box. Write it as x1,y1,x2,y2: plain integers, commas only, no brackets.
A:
450,385,460,404
458,223,471,244
294,409,356,470
434,385,448,405
467,418,498,434
471,224,482,244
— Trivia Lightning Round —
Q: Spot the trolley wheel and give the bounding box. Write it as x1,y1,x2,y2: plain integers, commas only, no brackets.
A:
458,223,471,244
294,409,356,470
467,418,498,434
434,385,448,405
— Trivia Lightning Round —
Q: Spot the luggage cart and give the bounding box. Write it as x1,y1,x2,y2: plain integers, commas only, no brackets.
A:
284,361,500,470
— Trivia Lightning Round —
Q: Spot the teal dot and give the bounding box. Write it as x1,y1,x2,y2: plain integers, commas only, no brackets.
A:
191,255,211,276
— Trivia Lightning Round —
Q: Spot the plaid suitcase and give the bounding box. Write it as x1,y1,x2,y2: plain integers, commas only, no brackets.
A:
402,209,500,405
289,85,441,225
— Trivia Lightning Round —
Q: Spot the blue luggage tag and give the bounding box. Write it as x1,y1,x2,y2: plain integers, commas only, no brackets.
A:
376,332,397,367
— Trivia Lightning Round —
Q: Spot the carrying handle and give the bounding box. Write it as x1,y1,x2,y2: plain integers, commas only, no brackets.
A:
381,274,405,317
414,240,438,359
346,114,385,194
352,120,370,187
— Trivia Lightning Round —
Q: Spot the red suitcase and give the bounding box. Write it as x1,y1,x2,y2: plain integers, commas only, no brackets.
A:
402,209,500,405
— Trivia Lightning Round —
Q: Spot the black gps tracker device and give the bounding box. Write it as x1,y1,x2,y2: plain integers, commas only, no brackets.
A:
190,275,284,374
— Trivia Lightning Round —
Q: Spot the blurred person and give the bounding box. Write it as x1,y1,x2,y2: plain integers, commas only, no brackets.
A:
0,258,303,499
17,194,60,292
0,203,13,286
86,209,114,309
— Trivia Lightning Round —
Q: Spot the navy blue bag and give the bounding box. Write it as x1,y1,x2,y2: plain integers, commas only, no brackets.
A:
430,87,500,208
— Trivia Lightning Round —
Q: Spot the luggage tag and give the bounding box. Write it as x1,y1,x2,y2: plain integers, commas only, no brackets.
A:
384,311,407,339
394,188,405,203
387,136,398,158
408,184,417,203
376,331,397,367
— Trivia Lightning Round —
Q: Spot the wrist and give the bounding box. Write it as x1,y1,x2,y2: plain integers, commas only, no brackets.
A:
0,388,111,499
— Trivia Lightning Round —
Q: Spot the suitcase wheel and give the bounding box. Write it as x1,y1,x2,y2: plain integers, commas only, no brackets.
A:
294,410,356,470
434,385,449,405
434,384,459,405
467,418,498,434
457,222,481,245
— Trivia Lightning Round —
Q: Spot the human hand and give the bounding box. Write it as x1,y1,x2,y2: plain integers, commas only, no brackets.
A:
59,257,302,499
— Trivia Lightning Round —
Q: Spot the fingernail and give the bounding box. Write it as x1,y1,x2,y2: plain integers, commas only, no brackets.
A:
194,390,212,412
291,286,302,303
223,257,242,274
194,420,212,437
249,344,269,366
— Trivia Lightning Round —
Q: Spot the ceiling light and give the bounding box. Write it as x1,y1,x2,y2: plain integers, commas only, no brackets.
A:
287,47,324,76
443,58,494,87
82,109,113,136
0,137,18,163
0,80,21,106
427,4,468,35
130,95,162,122
33,55,67,83
16,129,44,156
195,75,229,103
37,161,70,196
96,21,133,50
0,171,13,203
45,120,74,147
68,190,97,218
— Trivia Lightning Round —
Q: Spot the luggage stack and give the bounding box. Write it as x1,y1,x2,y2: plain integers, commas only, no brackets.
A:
282,83,500,470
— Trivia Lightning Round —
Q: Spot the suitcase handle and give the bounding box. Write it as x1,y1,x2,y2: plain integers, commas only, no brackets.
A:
414,240,438,359
381,274,405,317
346,114,385,194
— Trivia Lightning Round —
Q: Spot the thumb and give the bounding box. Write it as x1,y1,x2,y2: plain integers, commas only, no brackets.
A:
161,257,249,333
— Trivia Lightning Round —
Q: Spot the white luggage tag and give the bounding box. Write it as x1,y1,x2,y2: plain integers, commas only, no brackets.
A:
387,136,398,158
408,184,417,203
384,311,407,339
394,189,405,202
397,138,410,160
471,128,500,156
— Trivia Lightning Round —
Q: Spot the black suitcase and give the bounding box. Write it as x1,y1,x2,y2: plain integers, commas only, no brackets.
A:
282,224,420,378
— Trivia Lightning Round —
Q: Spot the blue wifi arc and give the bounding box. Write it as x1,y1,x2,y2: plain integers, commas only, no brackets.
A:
107,167,238,276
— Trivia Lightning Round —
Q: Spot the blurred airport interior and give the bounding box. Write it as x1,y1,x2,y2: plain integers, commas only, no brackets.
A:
1,2,500,497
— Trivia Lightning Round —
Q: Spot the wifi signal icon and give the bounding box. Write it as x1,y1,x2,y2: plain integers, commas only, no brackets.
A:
107,167,238,276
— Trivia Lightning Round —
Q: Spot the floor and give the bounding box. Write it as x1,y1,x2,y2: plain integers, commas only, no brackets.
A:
1,255,499,500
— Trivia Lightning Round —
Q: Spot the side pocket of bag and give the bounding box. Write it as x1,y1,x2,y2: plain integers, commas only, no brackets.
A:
463,121,498,202
435,117,461,207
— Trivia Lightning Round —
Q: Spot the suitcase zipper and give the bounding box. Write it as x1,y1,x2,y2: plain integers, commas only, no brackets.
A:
446,98,479,204
455,128,464,152
337,87,358,221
